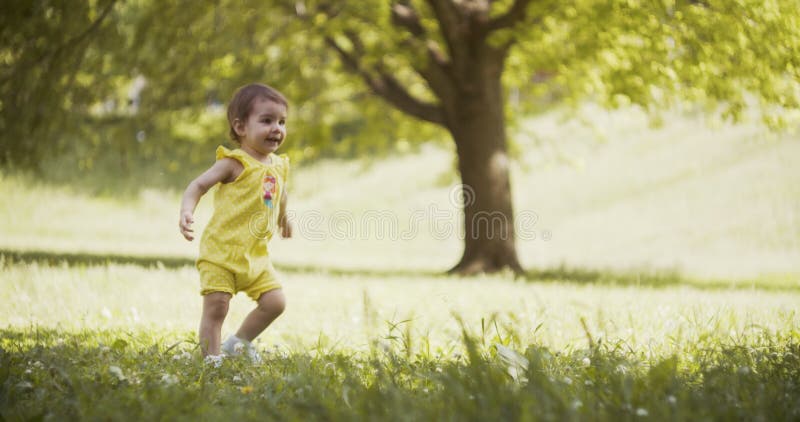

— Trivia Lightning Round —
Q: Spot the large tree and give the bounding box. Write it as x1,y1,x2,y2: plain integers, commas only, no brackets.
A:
289,0,799,274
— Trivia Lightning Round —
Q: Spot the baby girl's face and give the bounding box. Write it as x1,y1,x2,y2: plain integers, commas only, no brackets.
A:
237,98,287,158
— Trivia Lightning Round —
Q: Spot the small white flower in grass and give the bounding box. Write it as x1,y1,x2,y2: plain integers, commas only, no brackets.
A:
109,365,125,381
563,377,573,385
636,408,648,417
581,357,591,367
571,399,583,409
16,381,34,391
101,307,112,319
667,395,677,405
232,375,242,383
161,374,178,385
204,354,224,368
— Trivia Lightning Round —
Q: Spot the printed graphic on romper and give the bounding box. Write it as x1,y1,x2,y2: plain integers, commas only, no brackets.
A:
262,175,277,208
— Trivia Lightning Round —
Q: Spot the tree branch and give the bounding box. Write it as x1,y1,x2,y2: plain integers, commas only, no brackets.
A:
391,3,426,38
487,0,534,31
32,0,119,68
388,2,455,101
424,0,466,61
324,35,446,126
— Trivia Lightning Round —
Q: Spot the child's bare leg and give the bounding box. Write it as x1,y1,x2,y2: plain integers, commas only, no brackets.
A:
235,289,286,342
199,292,232,356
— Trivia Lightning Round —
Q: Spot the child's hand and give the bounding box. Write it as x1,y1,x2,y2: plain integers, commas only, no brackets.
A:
179,211,195,241
279,217,293,239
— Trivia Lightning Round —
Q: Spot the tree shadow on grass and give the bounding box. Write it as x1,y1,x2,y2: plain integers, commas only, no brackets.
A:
523,264,799,291
0,248,441,278
1,248,795,290
0,248,196,269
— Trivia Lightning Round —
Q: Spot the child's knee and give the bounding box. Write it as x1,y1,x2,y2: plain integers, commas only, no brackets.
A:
258,289,286,316
203,292,231,320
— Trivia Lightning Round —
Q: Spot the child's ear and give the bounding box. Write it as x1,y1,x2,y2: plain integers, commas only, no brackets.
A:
233,118,246,137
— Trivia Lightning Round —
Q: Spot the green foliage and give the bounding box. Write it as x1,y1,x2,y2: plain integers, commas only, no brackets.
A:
0,0,122,168
1,327,798,420
506,0,800,125
3,0,799,190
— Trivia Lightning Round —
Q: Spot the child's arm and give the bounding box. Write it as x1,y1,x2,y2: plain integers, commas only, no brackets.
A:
179,158,241,241
278,190,292,238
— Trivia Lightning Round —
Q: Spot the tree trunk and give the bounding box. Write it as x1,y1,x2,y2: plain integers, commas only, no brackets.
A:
445,57,523,276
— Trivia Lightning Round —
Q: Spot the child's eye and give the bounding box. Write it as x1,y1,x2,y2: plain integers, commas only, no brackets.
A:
279,120,286,126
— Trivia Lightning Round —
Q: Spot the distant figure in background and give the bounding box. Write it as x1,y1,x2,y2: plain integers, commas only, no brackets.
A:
179,83,293,365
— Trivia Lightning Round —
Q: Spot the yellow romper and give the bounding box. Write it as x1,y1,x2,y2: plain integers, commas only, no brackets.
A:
196,146,290,300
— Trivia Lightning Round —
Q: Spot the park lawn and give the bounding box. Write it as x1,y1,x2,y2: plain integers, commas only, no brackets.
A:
1,258,800,420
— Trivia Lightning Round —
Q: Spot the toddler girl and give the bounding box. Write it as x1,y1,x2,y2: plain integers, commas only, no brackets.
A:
179,83,293,363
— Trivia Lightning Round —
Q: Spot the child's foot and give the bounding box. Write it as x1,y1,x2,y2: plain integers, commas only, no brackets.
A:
203,354,225,368
221,335,262,364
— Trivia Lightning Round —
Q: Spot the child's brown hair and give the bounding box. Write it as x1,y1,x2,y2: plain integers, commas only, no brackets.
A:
227,83,288,143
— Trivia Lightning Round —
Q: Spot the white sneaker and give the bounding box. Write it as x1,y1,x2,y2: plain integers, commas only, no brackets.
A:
221,335,262,364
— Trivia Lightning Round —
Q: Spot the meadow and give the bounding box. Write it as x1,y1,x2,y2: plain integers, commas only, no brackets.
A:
1,108,799,420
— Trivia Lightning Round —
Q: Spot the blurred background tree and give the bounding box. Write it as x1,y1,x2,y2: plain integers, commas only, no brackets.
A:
1,0,798,273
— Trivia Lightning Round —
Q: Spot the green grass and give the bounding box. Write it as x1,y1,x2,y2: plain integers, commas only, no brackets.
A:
2,256,799,420
2,261,798,421
2,307,800,420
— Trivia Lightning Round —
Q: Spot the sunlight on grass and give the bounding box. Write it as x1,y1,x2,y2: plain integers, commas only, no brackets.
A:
3,260,798,358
